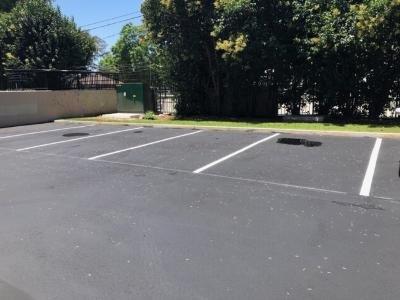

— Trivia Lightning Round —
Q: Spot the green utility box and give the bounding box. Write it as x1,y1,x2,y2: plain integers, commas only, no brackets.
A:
117,83,153,113
117,83,144,113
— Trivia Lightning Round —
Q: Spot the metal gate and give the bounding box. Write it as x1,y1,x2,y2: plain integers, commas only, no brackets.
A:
154,86,176,114
117,83,145,113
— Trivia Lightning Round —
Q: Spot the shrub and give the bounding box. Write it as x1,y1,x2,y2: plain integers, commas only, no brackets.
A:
143,111,157,120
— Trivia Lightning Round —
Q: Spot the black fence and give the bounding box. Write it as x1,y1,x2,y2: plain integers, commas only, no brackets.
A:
153,86,177,114
1,69,119,91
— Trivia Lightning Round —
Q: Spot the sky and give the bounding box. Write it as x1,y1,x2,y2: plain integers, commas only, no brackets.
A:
54,0,143,52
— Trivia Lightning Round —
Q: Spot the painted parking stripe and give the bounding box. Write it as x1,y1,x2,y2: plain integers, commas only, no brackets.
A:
0,125,94,139
17,127,144,151
202,172,347,195
88,130,203,160
360,138,382,197
193,133,280,174
91,158,347,195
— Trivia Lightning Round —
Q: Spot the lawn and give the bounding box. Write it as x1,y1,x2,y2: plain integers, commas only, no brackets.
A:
71,116,400,134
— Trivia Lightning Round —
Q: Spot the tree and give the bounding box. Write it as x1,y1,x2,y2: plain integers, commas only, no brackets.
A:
141,0,400,118
295,0,400,118
214,0,308,115
0,14,7,88
98,53,118,72
0,0,98,70
99,23,167,84
0,0,18,12
142,0,309,116
355,0,400,118
142,0,223,115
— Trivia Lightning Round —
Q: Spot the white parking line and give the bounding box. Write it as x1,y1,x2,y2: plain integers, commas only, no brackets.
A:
360,138,382,197
193,133,280,174
90,158,346,195
88,130,203,160
0,125,94,139
17,127,144,151
201,172,347,195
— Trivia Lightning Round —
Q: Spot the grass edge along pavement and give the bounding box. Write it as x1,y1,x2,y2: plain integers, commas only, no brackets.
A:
56,117,400,138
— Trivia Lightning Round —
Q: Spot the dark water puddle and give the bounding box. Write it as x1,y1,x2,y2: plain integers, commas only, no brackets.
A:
63,132,90,137
277,138,322,147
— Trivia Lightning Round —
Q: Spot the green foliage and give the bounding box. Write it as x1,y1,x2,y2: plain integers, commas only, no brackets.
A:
98,24,166,85
0,0,98,70
141,0,399,118
0,14,6,89
142,0,222,115
294,0,400,117
143,110,157,120
98,53,118,72
0,0,18,12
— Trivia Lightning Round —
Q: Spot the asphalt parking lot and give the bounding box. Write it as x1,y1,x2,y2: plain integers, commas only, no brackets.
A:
0,122,399,300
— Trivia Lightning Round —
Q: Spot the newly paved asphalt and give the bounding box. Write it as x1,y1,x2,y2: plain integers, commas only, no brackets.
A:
0,123,399,299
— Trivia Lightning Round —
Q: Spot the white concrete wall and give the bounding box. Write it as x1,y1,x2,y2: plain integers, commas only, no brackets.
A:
0,90,117,128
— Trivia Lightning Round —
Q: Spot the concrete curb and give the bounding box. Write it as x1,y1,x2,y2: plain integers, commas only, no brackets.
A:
55,119,400,139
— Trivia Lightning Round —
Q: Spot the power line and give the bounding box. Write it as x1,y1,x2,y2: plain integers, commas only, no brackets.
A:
85,15,142,31
81,12,140,28
101,33,120,39
85,16,142,31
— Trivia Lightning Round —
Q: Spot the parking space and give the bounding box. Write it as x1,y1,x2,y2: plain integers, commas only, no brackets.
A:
0,122,91,137
20,126,192,158
0,122,399,300
197,134,376,195
0,123,397,199
372,139,400,199
0,124,116,150
96,130,272,171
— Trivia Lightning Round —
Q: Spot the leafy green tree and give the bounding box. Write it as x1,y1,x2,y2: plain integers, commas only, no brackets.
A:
99,24,166,84
214,0,308,115
0,15,7,88
295,0,400,118
356,0,400,118
142,0,308,116
98,53,118,72
141,0,400,118
1,0,98,70
142,0,223,115
0,0,18,12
